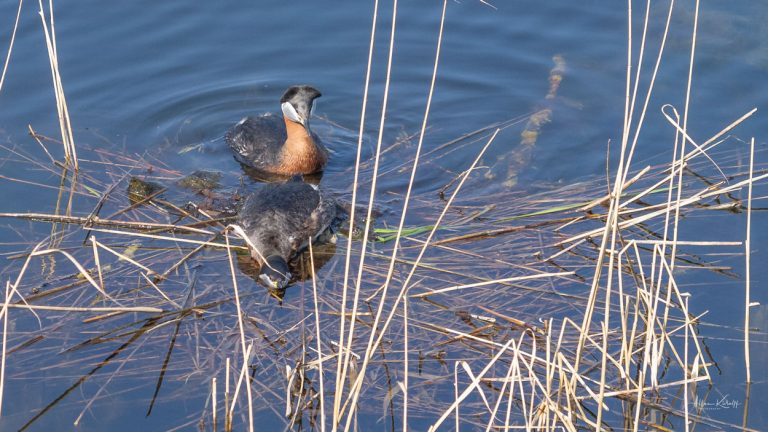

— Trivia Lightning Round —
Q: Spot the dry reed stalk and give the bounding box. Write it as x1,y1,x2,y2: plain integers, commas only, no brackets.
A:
37,0,78,170
744,138,754,383
223,229,254,431
483,338,518,432
410,271,574,298
453,362,459,430
88,227,241,250
611,108,757,212
140,273,180,308
89,235,106,293
401,292,408,431
92,238,155,275
3,242,115,308
227,343,253,422
212,377,217,432
620,0,675,185
557,172,768,247
337,0,400,427
661,102,700,412
309,239,327,432
225,357,231,431
341,130,499,429
0,136,57,173
0,173,80,195
0,0,23,93
428,335,518,431
5,304,161,313
0,281,10,418
360,3,448,430
0,212,215,235
334,0,381,425
575,0,644,383
568,8,730,427
338,2,448,427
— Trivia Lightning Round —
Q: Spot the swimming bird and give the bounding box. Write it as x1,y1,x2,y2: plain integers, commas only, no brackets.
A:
237,177,337,290
226,85,327,176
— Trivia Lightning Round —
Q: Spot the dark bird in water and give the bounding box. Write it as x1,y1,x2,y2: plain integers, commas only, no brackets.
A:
226,85,327,176
237,177,337,290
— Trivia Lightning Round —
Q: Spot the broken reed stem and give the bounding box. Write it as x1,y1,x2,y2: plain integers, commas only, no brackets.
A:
90,235,105,293
92,238,155,275
140,273,180,308
7,246,116,304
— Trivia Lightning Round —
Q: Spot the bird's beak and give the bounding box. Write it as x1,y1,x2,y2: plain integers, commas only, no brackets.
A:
281,102,308,129
259,273,286,290
259,269,292,290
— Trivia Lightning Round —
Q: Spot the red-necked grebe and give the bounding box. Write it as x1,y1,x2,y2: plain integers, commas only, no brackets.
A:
226,85,327,175
237,177,337,289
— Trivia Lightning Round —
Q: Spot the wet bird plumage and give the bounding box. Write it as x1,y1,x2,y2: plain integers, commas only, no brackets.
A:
238,179,337,288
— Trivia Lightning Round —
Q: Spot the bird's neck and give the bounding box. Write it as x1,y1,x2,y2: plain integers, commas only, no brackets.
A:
284,117,311,141
280,118,326,173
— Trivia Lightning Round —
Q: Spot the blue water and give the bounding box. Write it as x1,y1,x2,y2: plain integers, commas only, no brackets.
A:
0,0,766,430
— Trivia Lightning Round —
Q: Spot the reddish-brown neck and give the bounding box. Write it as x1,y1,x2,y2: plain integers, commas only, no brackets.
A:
277,117,327,174
284,117,311,140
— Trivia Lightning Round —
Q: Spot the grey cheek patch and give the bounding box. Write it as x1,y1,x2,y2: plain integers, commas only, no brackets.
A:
281,102,302,123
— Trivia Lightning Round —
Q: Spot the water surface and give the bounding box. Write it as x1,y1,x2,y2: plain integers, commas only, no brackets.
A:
0,0,766,430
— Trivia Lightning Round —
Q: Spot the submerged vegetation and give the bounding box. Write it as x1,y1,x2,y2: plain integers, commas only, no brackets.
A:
0,0,766,431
